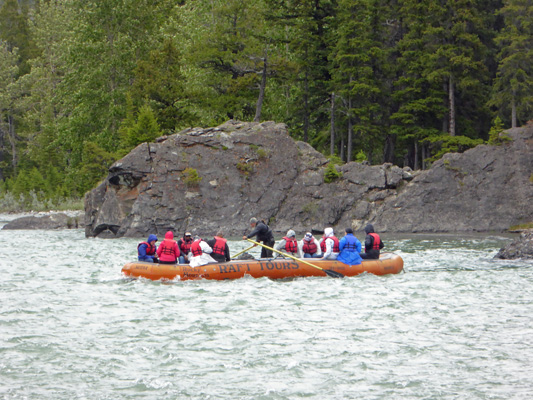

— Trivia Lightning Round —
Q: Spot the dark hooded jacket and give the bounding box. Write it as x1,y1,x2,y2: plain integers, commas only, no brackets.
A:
361,224,384,259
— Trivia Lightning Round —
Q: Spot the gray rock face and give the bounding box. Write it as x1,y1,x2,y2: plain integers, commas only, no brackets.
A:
373,125,533,232
495,230,533,259
84,120,533,238
2,212,82,230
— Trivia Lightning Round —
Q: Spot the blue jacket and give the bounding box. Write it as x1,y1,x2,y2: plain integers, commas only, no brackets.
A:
337,234,362,265
138,234,158,261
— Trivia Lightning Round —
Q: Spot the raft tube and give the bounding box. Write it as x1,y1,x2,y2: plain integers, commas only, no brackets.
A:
121,252,403,281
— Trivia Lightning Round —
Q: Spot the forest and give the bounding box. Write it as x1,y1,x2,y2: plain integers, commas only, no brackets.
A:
0,0,531,210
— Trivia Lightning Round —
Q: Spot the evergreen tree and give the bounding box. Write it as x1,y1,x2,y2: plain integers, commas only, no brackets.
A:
0,41,19,176
331,0,387,162
129,38,191,133
0,0,35,76
490,0,533,128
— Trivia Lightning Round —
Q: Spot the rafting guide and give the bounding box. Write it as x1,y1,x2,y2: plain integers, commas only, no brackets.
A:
242,217,275,258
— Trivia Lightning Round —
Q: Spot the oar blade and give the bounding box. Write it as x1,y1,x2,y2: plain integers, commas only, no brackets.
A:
325,269,344,278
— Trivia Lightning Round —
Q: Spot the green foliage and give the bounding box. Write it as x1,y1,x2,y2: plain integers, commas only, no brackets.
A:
123,104,161,149
78,142,116,194
327,155,344,166
355,150,367,163
0,0,530,209
488,116,511,145
324,163,342,183
182,167,202,188
490,0,533,127
236,162,254,175
424,135,484,164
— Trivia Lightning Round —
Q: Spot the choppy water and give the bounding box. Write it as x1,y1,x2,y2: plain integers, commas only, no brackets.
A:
1,216,532,399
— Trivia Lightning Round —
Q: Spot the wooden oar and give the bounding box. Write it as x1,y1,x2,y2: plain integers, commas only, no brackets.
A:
246,238,344,278
233,245,255,258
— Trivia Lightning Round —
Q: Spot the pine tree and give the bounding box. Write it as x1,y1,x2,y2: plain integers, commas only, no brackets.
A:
490,0,533,128
331,0,387,162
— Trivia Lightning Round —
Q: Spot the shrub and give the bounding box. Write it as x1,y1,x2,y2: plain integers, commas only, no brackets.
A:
488,117,511,145
182,167,202,187
324,163,342,183
237,162,254,175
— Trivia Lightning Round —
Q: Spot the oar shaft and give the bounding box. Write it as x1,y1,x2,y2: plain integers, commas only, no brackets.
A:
246,238,325,272
233,245,255,258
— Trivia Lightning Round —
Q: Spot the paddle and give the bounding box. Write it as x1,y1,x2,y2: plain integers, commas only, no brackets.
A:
245,238,344,278
233,245,256,258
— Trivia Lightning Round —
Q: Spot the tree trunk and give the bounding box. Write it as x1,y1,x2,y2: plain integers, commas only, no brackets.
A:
303,69,309,142
442,81,448,133
383,133,395,163
8,114,17,172
347,96,353,162
254,54,268,122
340,132,345,162
414,140,419,170
449,75,456,136
330,92,335,155
511,95,517,128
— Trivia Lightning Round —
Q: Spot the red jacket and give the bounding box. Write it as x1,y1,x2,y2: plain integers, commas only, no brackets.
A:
157,231,180,262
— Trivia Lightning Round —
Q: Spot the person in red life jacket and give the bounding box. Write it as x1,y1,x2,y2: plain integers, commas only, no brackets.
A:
360,223,384,259
207,230,231,263
189,235,217,267
177,231,194,264
138,234,158,262
242,217,275,258
274,229,302,258
299,232,322,258
156,231,180,264
319,227,340,260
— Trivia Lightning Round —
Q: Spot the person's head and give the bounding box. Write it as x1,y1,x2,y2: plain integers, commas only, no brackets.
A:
216,230,224,238
303,232,313,242
147,234,158,245
164,231,174,240
364,224,375,234
193,234,201,241
286,229,296,238
345,228,353,235
184,231,192,240
249,217,258,227
324,227,334,237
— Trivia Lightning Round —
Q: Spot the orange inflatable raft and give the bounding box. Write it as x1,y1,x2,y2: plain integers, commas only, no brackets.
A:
121,252,403,281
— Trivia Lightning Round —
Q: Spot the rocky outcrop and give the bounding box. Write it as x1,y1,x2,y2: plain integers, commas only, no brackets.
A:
2,212,83,230
495,230,533,259
85,120,533,238
373,125,533,232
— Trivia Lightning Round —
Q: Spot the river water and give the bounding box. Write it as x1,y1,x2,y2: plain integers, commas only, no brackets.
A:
1,215,532,399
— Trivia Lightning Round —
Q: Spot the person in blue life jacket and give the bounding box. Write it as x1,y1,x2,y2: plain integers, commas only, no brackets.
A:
337,228,362,265
138,234,158,262
360,223,384,259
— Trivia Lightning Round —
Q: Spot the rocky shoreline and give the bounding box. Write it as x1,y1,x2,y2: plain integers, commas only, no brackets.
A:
1,211,84,230
83,120,532,240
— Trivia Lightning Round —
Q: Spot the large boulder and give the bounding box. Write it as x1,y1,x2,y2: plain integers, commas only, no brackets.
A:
495,230,533,259
84,120,533,238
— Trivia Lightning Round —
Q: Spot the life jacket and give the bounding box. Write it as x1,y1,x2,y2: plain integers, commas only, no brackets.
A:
159,239,178,256
343,235,358,251
283,237,298,253
302,240,318,254
138,242,156,255
321,236,340,253
369,233,381,250
191,240,203,257
180,238,193,254
212,237,227,256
